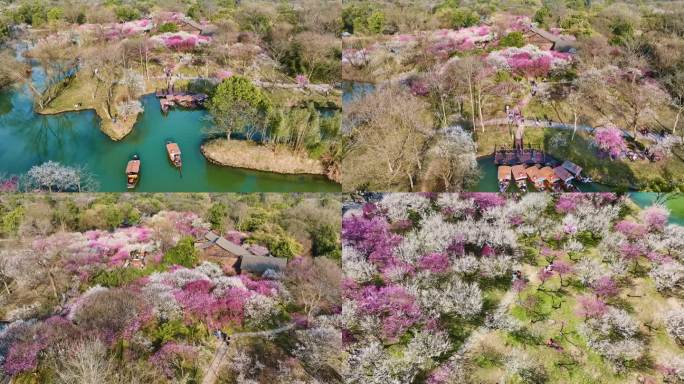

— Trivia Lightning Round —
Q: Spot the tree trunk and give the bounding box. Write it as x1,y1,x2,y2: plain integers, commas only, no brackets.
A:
468,75,475,131
477,91,485,133
673,106,683,135
48,271,58,299
572,111,577,141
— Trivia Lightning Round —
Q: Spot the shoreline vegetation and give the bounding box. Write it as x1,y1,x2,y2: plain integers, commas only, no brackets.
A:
36,72,163,140
201,138,332,179
0,0,343,189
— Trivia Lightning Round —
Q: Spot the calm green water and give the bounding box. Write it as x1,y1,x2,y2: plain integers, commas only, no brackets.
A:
0,83,339,192
342,81,375,104
629,193,684,226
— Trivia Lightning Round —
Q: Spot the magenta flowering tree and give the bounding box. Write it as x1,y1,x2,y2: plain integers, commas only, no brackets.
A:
555,194,580,214
640,205,669,232
594,126,627,159
537,267,554,289
619,242,645,264
576,295,607,319
615,220,648,239
487,45,573,77
427,25,495,58
463,193,507,212
2,340,44,375
152,32,211,51
592,276,619,299
418,253,450,273
217,70,233,80
342,214,402,269
0,175,19,192
357,284,422,340
295,74,309,87
551,260,573,286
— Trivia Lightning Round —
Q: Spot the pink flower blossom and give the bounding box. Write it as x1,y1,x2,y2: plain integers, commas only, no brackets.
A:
357,285,422,340
418,253,450,273
592,276,619,299
295,74,309,87
537,267,554,284
576,295,607,319
640,205,669,232
615,220,647,239
512,278,528,293
594,126,626,159
342,214,402,270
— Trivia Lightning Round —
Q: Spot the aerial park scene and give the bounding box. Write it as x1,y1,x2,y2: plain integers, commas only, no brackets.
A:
0,1,341,192
342,1,684,193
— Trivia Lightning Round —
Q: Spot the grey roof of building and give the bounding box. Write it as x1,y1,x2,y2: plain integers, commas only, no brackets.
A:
204,231,254,257
240,254,288,273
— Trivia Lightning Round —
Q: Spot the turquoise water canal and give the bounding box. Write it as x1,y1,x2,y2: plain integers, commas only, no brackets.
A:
0,68,339,192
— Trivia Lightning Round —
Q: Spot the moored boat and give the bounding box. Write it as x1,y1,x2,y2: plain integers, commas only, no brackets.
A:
539,166,560,192
498,165,512,192
526,165,546,191
126,155,140,189
166,141,182,168
511,164,527,192
553,166,576,191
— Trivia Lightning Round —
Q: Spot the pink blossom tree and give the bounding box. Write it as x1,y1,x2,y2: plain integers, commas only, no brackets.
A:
640,205,669,232
592,276,619,299
576,295,607,319
594,126,627,159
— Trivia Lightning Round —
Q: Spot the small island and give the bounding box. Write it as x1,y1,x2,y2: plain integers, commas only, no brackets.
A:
0,1,342,190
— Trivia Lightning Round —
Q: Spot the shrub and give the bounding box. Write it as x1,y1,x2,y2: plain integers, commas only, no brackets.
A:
207,202,228,232
157,22,179,33
311,223,340,259
115,6,140,22
163,237,198,268
499,31,525,48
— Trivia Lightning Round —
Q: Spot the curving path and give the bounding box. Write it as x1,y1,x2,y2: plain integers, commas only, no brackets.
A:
201,323,296,384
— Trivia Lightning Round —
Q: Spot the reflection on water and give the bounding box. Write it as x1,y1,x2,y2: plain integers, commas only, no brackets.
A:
342,81,375,104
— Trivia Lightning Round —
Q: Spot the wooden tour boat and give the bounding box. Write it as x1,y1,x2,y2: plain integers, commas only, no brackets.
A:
553,166,577,191
126,155,141,189
539,166,560,192
526,166,546,191
166,141,182,168
511,164,528,192
497,165,512,193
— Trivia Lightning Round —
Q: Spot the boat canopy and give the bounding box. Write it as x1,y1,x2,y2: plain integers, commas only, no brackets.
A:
553,166,573,183
511,165,527,180
525,166,541,181
562,160,582,176
166,142,181,155
126,160,140,174
539,166,559,182
498,166,512,181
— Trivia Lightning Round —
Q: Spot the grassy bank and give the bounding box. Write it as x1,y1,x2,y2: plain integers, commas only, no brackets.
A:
201,138,331,179
39,72,164,140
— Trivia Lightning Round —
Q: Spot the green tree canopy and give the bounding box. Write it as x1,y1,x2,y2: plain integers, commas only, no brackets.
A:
206,76,272,140
163,237,199,268
499,32,525,48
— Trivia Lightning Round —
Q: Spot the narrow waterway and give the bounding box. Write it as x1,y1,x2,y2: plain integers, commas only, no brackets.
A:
629,193,684,225
0,53,340,192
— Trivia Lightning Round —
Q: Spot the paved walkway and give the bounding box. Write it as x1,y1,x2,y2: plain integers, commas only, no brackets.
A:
201,323,296,384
